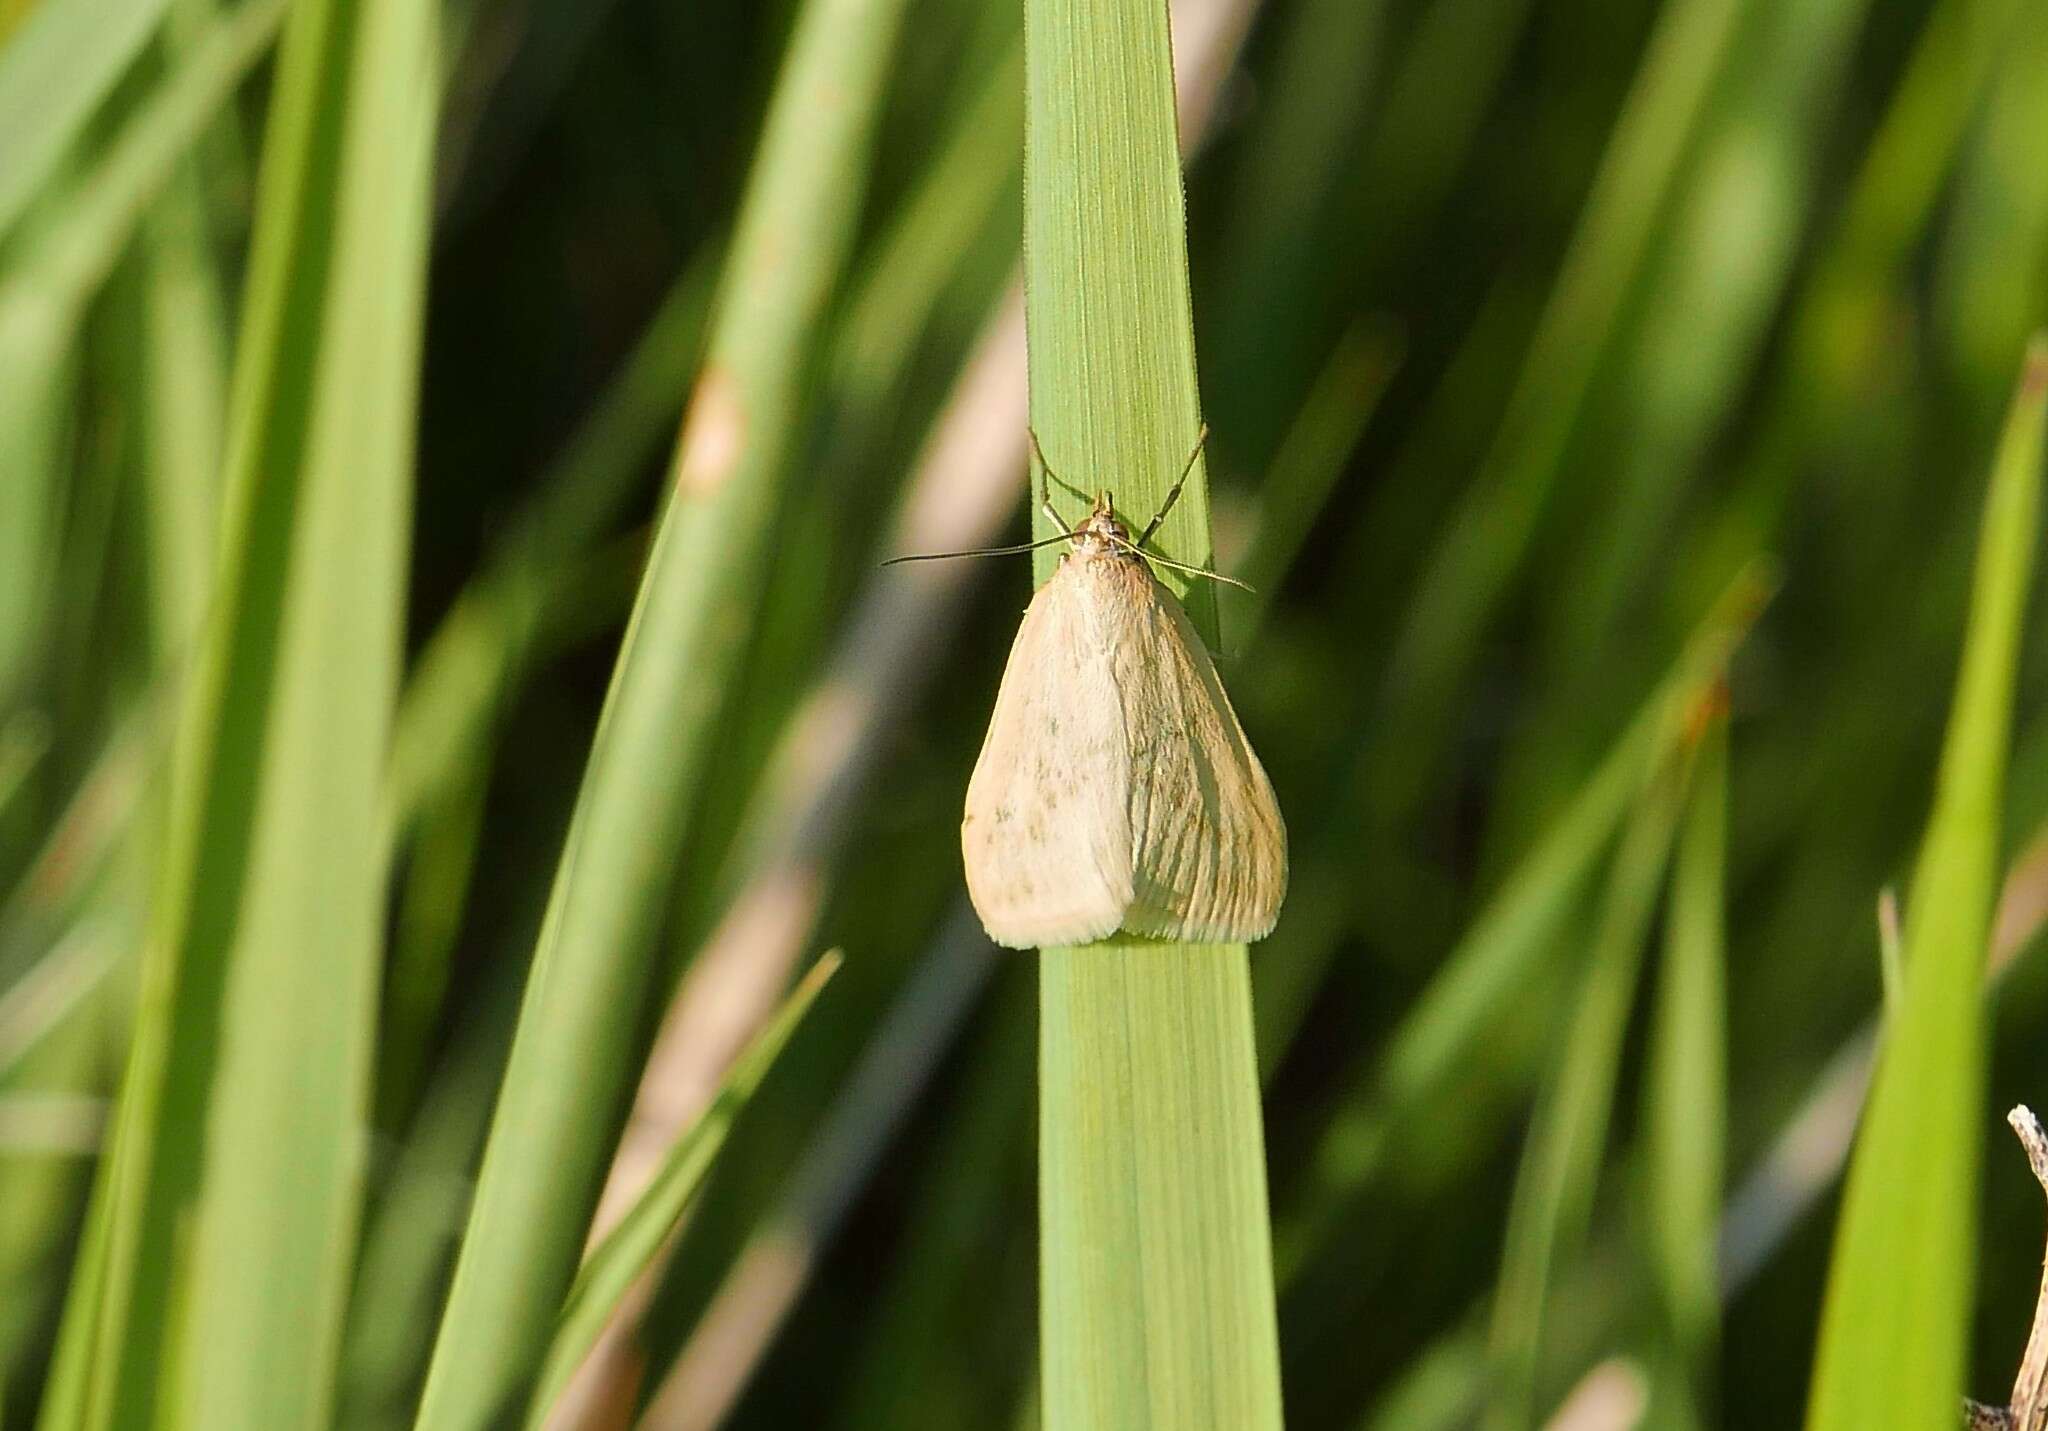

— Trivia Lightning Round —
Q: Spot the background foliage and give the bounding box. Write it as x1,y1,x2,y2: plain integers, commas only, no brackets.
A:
3,0,2048,1425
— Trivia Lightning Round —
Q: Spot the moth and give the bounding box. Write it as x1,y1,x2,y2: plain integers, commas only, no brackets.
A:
895,430,1288,949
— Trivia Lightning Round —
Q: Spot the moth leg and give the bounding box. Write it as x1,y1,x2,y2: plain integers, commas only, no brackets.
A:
1140,423,1210,549
1030,428,1075,536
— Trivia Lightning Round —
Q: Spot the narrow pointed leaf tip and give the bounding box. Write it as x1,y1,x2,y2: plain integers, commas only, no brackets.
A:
522,953,840,1426
1806,336,2048,1431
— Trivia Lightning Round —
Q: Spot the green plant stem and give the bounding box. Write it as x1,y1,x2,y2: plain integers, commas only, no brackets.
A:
1806,337,2048,1431
1025,0,1282,1425
1641,716,1728,1424
410,0,910,1424
1486,751,1692,1430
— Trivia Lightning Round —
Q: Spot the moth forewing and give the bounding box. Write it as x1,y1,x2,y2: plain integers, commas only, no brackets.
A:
961,515,1287,950
962,559,1134,949
1111,561,1287,943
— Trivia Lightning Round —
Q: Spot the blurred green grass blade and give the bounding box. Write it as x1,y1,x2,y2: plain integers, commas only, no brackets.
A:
29,1144,114,1431
378,757,489,1129
134,175,232,662
1342,0,1532,268
503,246,720,566
0,707,158,996
1026,0,1281,1424
1485,753,1690,1431
0,323,73,708
830,34,1020,408
1381,569,1756,1106
1275,573,1761,1282
386,242,717,837
174,0,436,1408
1225,318,1402,632
1275,572,1763,1305
1369,0,1747,824
381,241,720,1092
639,910,998,1428
1209,0,1385,437
128,0,241,669
412,0,910,1422
1640,714,1727,1426
0,0,284,706
0,0,172,244
1805,339,2048,1431
0,716,47,828
830,978,1034,1431
39,0,436,1420
1503,0,1871,828
1358,1252,1633,1431
1040,948,1281,1429
521,954,838,1427
1213,0,1521,452
1360,1335,1483,1431
0,922,118,1085
0,972,104,1386
0,0,285,319
1938,17,2048,394
340,986,516,1428
1693,0,2031,589
1586,0,1868,579
1875,888,1902,1018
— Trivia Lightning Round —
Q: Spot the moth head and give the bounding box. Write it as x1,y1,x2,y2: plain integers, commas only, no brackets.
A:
1071,492,1137,561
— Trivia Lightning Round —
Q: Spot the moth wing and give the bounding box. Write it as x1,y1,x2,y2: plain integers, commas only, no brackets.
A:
1108,566,1288,943
961,565,1134,949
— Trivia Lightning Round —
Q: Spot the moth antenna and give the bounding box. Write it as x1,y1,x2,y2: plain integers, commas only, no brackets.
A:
1139,423,1210,549
882,531,1077,567
1110,535,1253,592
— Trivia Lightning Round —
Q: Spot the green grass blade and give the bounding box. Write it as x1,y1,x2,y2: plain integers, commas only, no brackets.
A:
1640,714,1728,1426
1279,567,1765,1279
0,962,104,1389
134,182,230,660
1939,16,2048,394
0,298,70,704
1375,590,1741,1112
1485,752,1692,1430
1875,889,1903,1019
1805,338,2048,1431
0,0,284,706
1040,950,1281,1429
0,923,117,1087
1692,0,2032,590
1495,0,1872,840
385,242,718,838
829,34,1020,410
1025,0,1282,1424
1367,0,1749,825
377,250,718,1118
133,140,233,664
0,0,286,320
338,991,514,1427
37,0,436,1420
174,0,435,1410
520,953,838,1427
411,0,911,1423
13,724,164,1429
1225,319,1402,632
0,0,172,244
0,715,47,829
